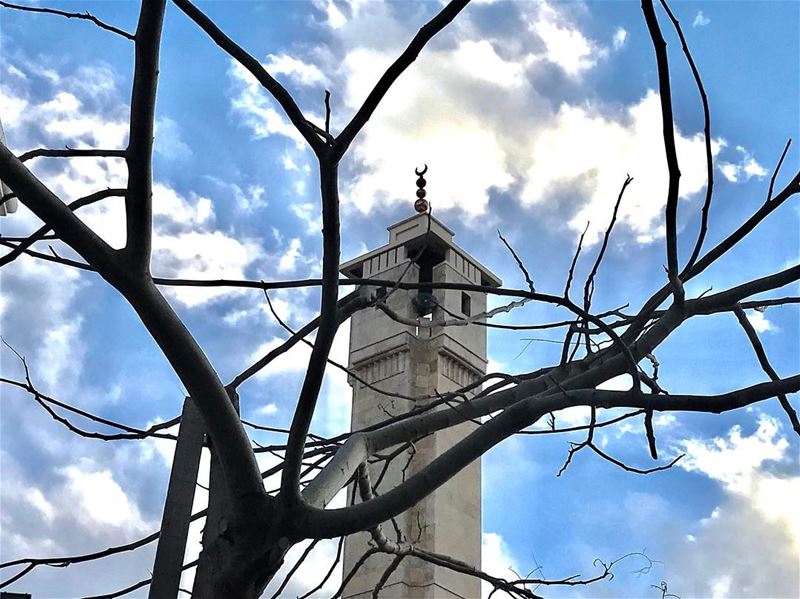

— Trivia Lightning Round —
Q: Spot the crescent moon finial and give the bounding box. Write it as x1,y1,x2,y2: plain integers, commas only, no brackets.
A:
415,164,428,176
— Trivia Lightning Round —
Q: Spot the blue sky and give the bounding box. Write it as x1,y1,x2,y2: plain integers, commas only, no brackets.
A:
0,0,798,597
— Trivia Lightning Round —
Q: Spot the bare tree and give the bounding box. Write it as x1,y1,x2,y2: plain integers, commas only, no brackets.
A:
0,0,798,597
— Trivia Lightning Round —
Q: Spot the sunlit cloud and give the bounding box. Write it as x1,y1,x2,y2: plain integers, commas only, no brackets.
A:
664,415,800,595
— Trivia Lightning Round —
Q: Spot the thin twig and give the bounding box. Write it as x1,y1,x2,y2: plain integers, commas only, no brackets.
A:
765,139,792,203
564,221,589,300
269,539,320,599
324,89,332,135
584,175,632,312
296,535,345,599
82,559,198,599
498,230,535,292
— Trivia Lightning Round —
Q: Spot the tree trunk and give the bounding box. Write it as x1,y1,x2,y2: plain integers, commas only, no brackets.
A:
192,503,289,598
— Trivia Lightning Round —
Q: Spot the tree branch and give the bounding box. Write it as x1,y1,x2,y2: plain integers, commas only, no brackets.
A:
0,1,134,39
642,0,684,304
124,0,167,272
18,148,127,162
658,0,714,276
733,305,800,434
293,374,799,538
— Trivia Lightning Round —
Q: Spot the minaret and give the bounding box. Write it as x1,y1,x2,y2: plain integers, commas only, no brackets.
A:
340,168,501,598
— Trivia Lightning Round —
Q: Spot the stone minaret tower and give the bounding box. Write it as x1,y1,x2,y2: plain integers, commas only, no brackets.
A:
339,179,501,598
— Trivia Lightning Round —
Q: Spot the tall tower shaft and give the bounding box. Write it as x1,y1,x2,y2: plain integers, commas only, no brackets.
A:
340,213,501,598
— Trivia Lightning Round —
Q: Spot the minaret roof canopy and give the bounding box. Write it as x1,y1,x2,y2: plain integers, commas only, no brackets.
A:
340,213,502,287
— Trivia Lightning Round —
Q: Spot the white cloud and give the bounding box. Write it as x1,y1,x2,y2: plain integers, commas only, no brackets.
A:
292,202,323,235
692,11,711,28
531,4,607,76
746,309,776,333
39,90,81,114
0,87,28,123
653,412,676,427
262,538,343,597
553,405,591,428
1,60,131,247
228,60,322,148
27,488,56,522
657,415,800,595
39,319,84,389
153,183,214,229
486,357,509,377
60,460,151,533
664,493,799,596
153,231,262,307
236,183,267,211
719,145,767,182
340,46,515,215
278,237,305,273
678,414,790,497
482,532,522,598
155,116,192,160
719,162,739,182
612,27,628,50
522,91,723,244
597,374,632,391
282,153,300,171
256,402,279,416
205,176,267,212
743,159,767,178
317,0,347,29
265,53,326,86
248,336,313,379
452,40,525,89
677,414,799,552
42,112,128,150
225,1,763,250
148,183,266,307
0,250,86,396
6,64,27,80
